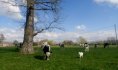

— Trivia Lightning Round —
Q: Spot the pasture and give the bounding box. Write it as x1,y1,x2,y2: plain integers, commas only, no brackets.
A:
0,46,118,70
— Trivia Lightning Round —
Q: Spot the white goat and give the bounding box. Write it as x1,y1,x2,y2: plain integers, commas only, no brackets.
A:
85,47,89,52
78,52,83,58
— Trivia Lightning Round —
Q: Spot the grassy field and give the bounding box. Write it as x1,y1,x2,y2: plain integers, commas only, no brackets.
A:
0,46,118,70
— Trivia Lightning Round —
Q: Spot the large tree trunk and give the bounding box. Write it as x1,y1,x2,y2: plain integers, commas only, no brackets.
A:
20,0,34,54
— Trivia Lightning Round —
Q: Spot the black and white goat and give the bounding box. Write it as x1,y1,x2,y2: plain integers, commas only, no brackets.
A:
42,42,51,60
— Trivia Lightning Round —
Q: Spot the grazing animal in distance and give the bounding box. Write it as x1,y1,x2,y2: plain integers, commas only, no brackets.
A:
104,43,109,48
84,43,89,52
85,46,89,52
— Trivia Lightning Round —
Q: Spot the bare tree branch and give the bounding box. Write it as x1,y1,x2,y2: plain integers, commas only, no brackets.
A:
33,15,64,36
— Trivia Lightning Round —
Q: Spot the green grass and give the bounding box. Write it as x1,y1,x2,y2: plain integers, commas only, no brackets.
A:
0,47,118,70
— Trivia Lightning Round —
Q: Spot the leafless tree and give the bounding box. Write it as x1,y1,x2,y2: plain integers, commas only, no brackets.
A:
0,34,5,46
1,0,62,54
77,36,87,44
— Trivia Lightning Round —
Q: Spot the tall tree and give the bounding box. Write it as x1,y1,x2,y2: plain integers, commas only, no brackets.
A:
1,0,62,54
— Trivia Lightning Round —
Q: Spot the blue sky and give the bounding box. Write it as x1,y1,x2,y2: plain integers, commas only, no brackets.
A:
0,0,118,42
62,0,118,32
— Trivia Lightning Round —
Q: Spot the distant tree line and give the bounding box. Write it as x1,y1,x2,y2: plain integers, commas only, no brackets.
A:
13,36,117,48
90,37,117,45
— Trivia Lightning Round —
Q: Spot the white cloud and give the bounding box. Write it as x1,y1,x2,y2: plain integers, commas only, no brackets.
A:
35,29,116,42
80,30,116,41
0,27,24,42
76,25,86,30
94,0,118,7
0,0,23,20
0,27,117,43
0,0,38,22
76,25,87,33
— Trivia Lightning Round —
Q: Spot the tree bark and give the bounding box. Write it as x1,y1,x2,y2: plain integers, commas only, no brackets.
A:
20,0,34,54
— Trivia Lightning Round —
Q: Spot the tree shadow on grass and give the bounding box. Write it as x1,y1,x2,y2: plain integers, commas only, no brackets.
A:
34,55,44,60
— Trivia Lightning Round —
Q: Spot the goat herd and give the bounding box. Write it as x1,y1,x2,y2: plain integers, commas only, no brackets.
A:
41,42,91,60
41,42,110,60
15,42,110,60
